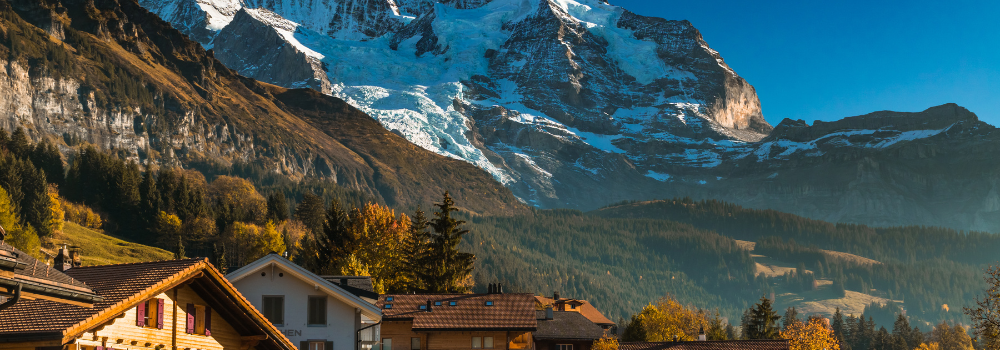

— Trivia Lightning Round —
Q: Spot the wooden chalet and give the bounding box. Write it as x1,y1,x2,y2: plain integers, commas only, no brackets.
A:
376,292,536,350
533,294,615,331
0,241,102,309
0,258,296,350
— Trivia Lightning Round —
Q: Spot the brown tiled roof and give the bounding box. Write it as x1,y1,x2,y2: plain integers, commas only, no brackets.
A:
0,241,100,305
322,275,375,292
535,311,605,340
535,296,616,326
619,340,790,350
0,258,202,335
378,293,537,331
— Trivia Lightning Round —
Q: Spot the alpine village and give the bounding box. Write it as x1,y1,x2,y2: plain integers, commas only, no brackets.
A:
0,0,997,350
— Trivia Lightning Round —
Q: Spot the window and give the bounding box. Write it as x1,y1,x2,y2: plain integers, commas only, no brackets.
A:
410,337,420,350
309,341,325,350
186,304,211,335
418,305,427,310
384,304,393,309
136,298,163,329
571,304,577,310
262,296,284,326
472,337,493,349
484,301,494,306
382,338,392,350
308,296,327,326
433,301,441,306
386,296,394,301
448,301,457,306
557,345,573,350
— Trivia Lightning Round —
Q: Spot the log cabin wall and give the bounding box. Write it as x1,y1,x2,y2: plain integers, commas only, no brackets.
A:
75,285,245,350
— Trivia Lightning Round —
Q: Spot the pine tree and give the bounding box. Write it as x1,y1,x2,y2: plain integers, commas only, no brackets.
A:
833,308,846,342
175,235,185,259
321,201,357,271
266,192,290,222
9,128,30,158
783,306,800,330
294,193,325,235
402,208,431,291
420,192,475,293
745,296,781,339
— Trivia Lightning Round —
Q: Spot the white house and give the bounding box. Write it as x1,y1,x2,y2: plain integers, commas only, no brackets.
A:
227,254,382,350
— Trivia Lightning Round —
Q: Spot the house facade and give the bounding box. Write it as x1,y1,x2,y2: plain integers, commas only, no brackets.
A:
376,293,536,350
227,254,382,350
0,258,295,350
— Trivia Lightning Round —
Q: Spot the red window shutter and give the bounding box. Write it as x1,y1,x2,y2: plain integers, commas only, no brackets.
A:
156,299,165,329
96,346,103,350
186,303,196,334
136,301,146,327
205,306,212,336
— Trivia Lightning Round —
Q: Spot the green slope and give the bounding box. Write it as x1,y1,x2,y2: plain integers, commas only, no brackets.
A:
44,222,174,266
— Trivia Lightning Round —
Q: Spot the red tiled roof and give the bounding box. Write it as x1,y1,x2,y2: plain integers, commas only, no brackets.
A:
0,241,99,304
379,293,537,331
0,259,203,335
619,340,790,350
535,296,615,326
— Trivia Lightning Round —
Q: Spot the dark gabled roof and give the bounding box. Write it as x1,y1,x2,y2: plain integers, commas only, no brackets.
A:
0,259,297,350
619,340,790,350
535,296,615,326
378,293,536,331
535,311,605,340
321,275,379,299
0,241,101,307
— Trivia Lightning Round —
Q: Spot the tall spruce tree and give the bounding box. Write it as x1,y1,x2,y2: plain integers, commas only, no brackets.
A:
295,193,325,235
420,192,475,293
833,308,846,343
744,296,781,339
402,208,431,291
783,306,800,330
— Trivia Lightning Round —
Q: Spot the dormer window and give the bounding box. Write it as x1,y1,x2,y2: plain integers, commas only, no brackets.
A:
485,301,494,306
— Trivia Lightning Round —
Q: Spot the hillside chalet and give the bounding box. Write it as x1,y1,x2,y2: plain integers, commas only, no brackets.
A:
376,290,536,350
0,258,296,350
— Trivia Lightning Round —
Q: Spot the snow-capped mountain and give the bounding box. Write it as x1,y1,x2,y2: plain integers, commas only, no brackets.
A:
140,0,771,209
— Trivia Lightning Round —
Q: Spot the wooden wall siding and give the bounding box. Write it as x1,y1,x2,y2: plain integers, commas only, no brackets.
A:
79,285,246,350
379,321,532,350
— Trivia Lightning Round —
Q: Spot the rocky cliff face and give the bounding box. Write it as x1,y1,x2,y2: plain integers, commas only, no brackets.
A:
139,0,771,209
0,0,522,215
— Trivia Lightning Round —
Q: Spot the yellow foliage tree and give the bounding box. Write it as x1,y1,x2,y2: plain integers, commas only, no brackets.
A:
208,176,267,223
0,185,41,258
254,221,286,260
154,211,183,250
780,318,840,350
46,190,65,234
633,295,711,341
931,322,975,350
347,203,411,293
61,199,103,229
227,221,287,265
917,343,942,350
592,335,619,350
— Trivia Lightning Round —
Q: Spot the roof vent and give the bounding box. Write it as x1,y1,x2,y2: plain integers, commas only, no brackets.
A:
699,326,706,341
426,300,432,312
497,283,504,294
553,291,560,300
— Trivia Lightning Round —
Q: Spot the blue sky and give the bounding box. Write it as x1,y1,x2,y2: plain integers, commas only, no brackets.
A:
612,0,1000,126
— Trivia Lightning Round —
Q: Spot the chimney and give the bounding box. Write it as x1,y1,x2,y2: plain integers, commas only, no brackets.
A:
497,283,503,294
673,335,679,342
698,327,706,341
341,278,348,286
54,246,74,272
553,291,560,300
545,306,553,320
426,300,432,312
488,283,495,294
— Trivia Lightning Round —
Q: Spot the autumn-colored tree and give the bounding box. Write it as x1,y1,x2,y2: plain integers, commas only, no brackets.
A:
209,176,267,224
781,318,841,350
917,343,942,350
0,185,40,258
626,295,713,342
154,211,183,251
965,265,1000,350
592,335,619,350
46,188,65,234
930,322,974,350
345,203,411,293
